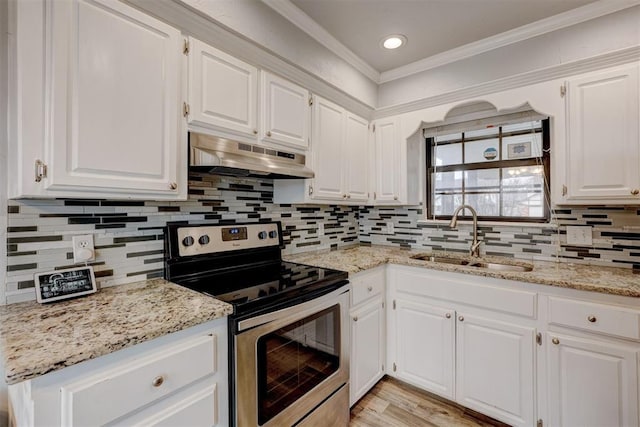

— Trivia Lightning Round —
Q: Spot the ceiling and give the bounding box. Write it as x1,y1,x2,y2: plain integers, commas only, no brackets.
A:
288,0,599,73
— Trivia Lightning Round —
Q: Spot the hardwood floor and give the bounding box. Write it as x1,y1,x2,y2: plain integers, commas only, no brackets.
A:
350,377,510,427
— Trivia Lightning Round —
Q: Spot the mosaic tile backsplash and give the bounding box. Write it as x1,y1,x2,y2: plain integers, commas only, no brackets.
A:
4,174,358,304
5,173,640,304
359,205,640,269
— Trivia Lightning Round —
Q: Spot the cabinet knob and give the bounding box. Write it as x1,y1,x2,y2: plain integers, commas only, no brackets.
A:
394,196,398,201
266,131,272,137
343,194,347,199
458,315,464,322
552,337,560,345
445,313,451,319
253,129,258,135
353,316,358,322
152,376,165,387
347,194,351,199
367,286,373,292
632,189,639,195
169,182,177,190
587,315,597,323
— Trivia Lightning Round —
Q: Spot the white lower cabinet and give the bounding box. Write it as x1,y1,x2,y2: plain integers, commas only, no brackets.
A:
547,333,639,427
388,265,537,427
394,299,454,399
8,318,228,427
456,313,535,426
349,267,385,406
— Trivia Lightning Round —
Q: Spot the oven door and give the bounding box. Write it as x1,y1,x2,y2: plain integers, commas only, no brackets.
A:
234,285,350,427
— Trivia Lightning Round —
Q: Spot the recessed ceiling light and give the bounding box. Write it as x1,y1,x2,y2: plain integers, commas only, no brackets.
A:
381,35,407,50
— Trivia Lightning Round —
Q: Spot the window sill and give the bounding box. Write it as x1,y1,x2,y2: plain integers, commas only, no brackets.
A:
417,218,558,228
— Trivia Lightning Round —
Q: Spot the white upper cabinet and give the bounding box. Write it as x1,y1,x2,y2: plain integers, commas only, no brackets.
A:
311,96,345,200
187,38,311,153
344,113,370,202
274,95,370,205
261,72,310,151
563,63,640,204
9,0,185,199
188,37,259,138
372,117,401,204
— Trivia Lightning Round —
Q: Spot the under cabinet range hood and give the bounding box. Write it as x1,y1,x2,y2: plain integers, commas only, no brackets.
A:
189,133,314,179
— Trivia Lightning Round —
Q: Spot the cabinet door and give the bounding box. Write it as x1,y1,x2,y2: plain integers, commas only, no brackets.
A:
565,63,640,202
455,313,535,427
188,37,258,137
344,113,370,203
394,299,455,399
311,96,345,201
547,333,638,427
261,72,310,151
350,298,385,406
48,0,183,198
373,118,400,204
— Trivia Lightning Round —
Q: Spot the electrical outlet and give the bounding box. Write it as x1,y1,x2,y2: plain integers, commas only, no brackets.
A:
566,226,593,246
72,234,95,264
317,223,325,237
386,222,394,234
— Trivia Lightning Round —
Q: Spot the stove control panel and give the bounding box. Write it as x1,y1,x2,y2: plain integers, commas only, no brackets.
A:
176,222,280,257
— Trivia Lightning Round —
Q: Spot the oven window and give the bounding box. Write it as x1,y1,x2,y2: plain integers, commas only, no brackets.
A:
257,305,340,425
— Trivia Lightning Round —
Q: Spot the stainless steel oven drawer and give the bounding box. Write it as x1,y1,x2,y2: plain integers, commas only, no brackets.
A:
297,383,349,427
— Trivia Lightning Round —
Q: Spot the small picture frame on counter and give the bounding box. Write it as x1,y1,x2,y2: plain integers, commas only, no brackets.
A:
34,266,97,303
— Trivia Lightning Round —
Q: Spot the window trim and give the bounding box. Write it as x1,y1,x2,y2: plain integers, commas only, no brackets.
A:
425,118,551,223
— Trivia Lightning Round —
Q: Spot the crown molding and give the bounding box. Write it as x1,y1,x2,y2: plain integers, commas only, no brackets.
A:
379,0,640,83
373,45,640,119
261,0,380,83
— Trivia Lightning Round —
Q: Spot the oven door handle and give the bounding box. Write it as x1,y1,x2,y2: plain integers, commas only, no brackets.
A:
237,284,349,332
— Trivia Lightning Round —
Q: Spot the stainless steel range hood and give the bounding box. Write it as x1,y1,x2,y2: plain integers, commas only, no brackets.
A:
189,132,314,179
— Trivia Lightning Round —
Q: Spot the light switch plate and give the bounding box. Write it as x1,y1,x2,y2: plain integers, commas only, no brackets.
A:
566,226,593,246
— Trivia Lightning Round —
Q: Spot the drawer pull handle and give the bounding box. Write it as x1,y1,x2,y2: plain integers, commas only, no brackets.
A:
458,315,464,322
169,182,177,190
632,189,639,196
152,376,165,387
445,313,451,319
552,337,560,345
587,315,597,323
367,286,373,292
266,131,272,137
353,316,358,322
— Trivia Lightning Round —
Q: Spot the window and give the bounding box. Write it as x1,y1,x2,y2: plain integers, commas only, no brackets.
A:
426,118,550,222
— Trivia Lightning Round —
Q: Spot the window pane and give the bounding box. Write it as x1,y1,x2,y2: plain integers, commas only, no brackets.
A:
464,138,500,163
502,166,545,218
502,133,542,160
433,194,463,216
464,193,500,216
465,169,500,192
465,127,498,138
433,171,463,192
503,120,541,133
434,132,462,143
434,143,462,166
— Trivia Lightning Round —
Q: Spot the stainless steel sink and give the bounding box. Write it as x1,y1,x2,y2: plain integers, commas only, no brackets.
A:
467,262,533,272
410,254,470,265
410,254,532,272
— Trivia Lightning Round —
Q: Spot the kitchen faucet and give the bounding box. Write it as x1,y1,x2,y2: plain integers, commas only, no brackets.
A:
449,204,481,257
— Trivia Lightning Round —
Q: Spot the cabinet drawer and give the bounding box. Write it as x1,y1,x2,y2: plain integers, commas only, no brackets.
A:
549,297,640,341
351,269,385,306
61,334,216,426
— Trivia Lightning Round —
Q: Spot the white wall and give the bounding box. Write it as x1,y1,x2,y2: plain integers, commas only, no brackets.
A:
378,6,640,108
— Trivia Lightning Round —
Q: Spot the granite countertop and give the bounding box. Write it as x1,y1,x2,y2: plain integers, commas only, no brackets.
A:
0,279,233,385
285,245,640,298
